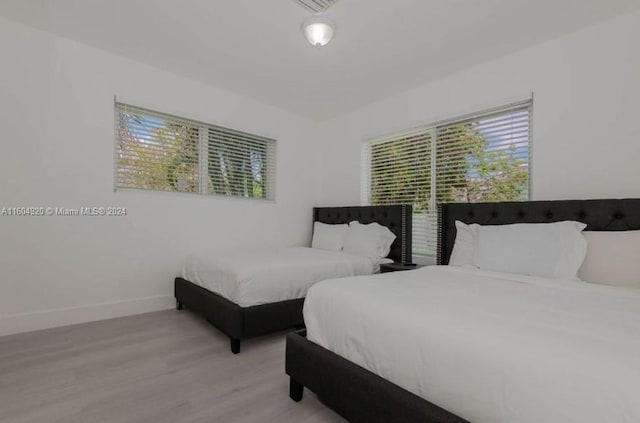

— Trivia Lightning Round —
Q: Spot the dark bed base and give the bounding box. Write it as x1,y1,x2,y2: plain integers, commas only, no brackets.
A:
175,277,305,354
286,330,467,423
175,204,412,354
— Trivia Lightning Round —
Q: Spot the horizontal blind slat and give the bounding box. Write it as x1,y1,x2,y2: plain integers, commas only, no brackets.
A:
365,101,531,258
115,102,276,200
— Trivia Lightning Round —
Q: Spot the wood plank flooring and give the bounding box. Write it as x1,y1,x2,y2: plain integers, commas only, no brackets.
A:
0,310,344,423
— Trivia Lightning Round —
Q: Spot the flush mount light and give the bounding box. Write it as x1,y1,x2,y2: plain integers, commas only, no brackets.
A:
301,15,336,48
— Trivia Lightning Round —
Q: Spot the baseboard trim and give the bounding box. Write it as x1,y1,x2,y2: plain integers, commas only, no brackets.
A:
0,295,175,337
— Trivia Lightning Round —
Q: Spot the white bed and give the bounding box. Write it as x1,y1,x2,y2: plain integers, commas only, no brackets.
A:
182,246,391,307
304,266,640,423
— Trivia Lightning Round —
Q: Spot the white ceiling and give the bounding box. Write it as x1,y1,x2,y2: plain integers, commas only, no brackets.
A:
1,0,639,120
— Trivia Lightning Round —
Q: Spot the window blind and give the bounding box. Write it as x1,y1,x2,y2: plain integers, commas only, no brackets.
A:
363,130,435,256
115,103,276,200
435,107,530,204
363,100,532,258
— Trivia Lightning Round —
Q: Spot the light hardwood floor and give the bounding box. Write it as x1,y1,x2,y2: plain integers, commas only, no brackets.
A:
0,309,344,423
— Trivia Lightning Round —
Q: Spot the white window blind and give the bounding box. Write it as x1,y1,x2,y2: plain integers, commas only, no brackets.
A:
115,103,276,200
362,129,436,256
363,100,532,258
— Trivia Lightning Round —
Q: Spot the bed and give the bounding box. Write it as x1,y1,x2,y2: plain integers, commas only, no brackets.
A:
175,204,412,354
286,198,640,422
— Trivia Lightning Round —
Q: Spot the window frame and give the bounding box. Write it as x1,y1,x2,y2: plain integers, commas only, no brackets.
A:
362,98,533,260
114,102,277,202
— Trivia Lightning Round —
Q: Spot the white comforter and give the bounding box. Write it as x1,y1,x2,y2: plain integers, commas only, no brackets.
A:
304,266,640,423
182,247,389,307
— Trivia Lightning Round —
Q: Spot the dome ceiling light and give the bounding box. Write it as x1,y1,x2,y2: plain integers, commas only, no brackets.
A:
301,15,336,48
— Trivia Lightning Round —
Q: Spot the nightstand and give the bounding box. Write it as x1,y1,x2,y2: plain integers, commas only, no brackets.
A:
380,262,424,273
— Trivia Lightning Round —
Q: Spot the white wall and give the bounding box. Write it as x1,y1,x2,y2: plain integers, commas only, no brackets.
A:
3,9,640,336
0,17,321,335
317,10,640,205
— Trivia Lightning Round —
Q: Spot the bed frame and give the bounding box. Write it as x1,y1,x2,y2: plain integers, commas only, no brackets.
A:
286,198,640,422
175,204,412,354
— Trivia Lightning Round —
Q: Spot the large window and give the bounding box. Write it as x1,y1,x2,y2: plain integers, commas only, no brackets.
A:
363,100,532,258
115,103,276,200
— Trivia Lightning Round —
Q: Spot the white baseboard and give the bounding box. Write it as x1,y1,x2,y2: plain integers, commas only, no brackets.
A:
0,295,175,337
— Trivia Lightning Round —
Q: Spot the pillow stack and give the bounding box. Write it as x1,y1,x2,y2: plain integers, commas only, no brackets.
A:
343,221,396,258
311,221,396,258
449,220,587,280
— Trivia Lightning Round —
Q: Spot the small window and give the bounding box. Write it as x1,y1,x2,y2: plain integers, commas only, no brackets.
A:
115,103,276,200
363,100,532,257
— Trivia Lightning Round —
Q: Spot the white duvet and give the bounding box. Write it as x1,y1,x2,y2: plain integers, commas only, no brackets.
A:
304,266,640,423
182,247,389,307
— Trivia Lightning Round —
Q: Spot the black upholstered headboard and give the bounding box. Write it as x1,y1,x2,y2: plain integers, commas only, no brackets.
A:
313,205,412,264
438,199,640,265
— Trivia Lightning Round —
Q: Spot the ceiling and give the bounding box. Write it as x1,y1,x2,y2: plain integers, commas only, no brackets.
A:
1,0,639,120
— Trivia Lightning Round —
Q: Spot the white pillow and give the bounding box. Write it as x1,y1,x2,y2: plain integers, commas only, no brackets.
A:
449,221,479,267
475,221,587,279
311,222,348,252
578,230,640,288
343,221,396,258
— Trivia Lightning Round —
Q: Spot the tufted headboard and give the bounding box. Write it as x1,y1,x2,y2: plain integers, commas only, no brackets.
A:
313,205,412,264
438,199,640,265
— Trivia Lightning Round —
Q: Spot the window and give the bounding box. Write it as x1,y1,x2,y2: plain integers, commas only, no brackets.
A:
363,100,532,258
115,103,276,200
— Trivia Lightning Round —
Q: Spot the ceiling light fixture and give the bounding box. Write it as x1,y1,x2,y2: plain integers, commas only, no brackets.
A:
301,15,336,48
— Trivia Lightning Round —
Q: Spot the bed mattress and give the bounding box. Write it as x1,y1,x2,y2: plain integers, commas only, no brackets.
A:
304,266,640,423
182,247,390,307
